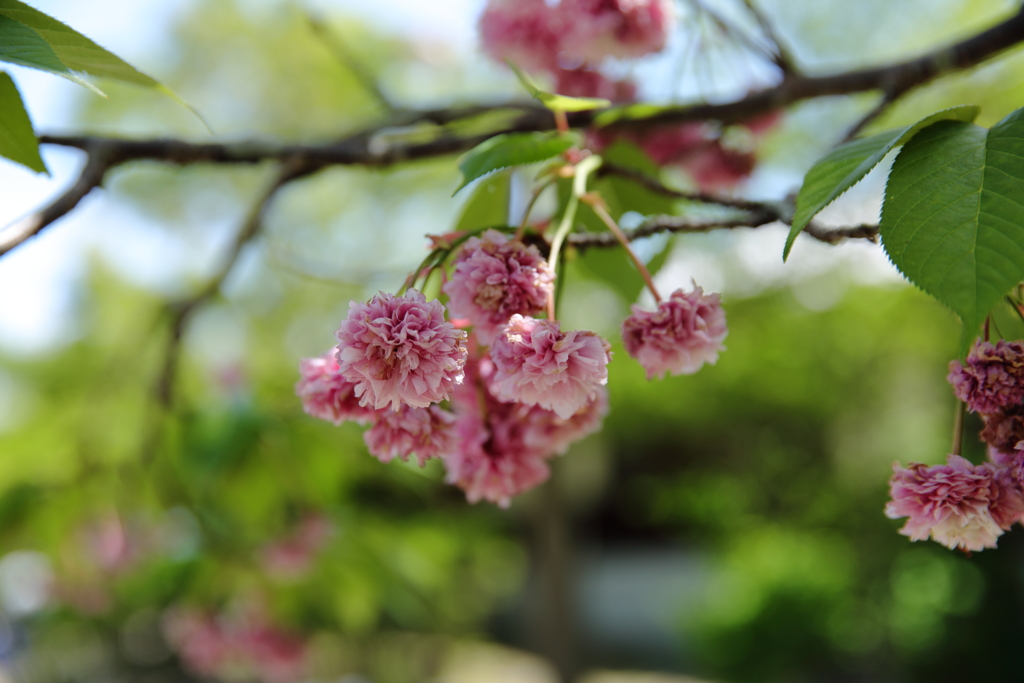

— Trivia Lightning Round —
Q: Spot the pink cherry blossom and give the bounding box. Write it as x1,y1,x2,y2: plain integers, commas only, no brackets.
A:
948,340,1024,414
559,0,675,62
260,514,334,581
445,360,549,507
680,142,757,191
295,350,377,425
490,315,611,419
554,67,636,103
363,404,457,466
885,454,1022,551
163,606,309,683
622,285,728,379
334,289,467,411
980,406,1024,454
442,230,554,346
446,392,551,508
478,0,565,72
522,386,609,457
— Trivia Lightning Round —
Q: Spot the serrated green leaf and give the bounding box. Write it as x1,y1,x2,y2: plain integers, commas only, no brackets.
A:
506,60,610,113
453,170,510,232
0,71,46,173
454,132,573,195
880,111,1024,349
0,0,205,124
784,105,980,260
0,15,104,94
0,0,157,85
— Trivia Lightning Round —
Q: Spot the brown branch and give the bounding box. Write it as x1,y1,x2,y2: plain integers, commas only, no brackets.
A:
597,162,773,213
155,160,314,406
585,5,1024,128
0,144,113,256
35,5,1024,163
569,211,878,248
306,14,395,113
9,6,1022,261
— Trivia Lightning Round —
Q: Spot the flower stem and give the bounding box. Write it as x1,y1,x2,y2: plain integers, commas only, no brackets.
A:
554,109,569,133
583,195,662,303
952,399,965,457
547,155,603,319
399,248,443,294
547,192,578,319
515,181,552,241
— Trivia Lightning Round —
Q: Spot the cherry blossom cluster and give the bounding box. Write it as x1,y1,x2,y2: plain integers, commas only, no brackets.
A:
259,514,334,581
163,605,308,683
479,0,672,102
886,340,1024,551
478,0,781,190
297,230,727,507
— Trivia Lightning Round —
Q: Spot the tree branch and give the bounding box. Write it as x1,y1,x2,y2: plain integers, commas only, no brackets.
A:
569,211,878,248
155,160,313,406
0,144,113,256
7,6,1021,261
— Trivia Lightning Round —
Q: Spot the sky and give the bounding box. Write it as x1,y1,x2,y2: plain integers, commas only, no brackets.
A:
0,0,902,356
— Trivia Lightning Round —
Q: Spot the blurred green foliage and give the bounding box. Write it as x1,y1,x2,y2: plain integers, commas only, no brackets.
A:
3,2,1024,683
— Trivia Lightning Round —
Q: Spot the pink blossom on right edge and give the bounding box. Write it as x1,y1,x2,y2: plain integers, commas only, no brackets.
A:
559,0,675,62
622,285,727,380
948,340,1024,414
885,454,1024,552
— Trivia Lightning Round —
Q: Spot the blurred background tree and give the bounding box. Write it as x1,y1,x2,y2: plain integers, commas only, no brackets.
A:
2,1,1024,682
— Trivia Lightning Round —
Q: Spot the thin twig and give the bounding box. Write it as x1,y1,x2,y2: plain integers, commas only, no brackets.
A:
952,400,965,457
0,145,113,255
598,162,772,212
739,0,798,74
8,6,1022,263
569,212,878,248
516,181,552,241
841,90,905,142
155,159,313,406
306,14,396,113
584,196,662,302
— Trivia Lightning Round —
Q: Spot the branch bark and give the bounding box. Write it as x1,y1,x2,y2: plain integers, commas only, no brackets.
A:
155,160,314,406
4,6,1022,259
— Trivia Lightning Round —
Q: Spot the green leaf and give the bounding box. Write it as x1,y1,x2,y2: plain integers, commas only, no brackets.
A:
784,105,980,260
591,103,677,128
880,111,1024,347
0,0,157,85
0,71,46,173
454,132,573,195
507,60,610,112
452,170,510,232
0,0,204,123
0,15,103,94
